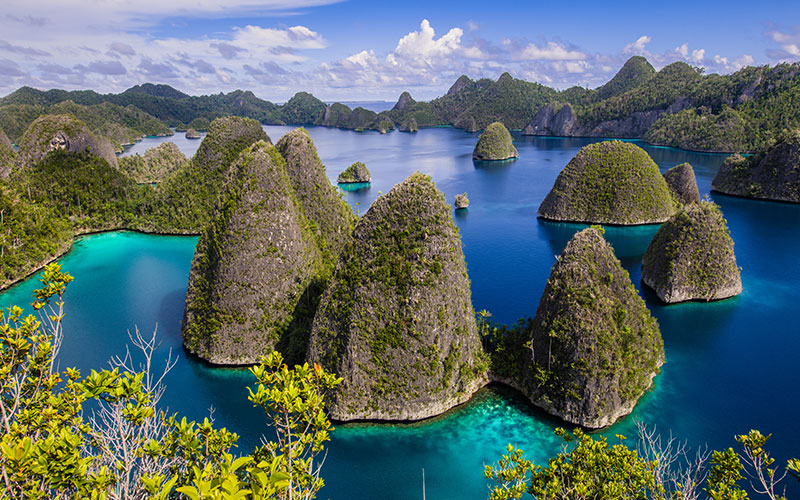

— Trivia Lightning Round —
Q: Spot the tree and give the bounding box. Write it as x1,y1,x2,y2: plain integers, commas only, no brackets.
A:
0,263,341,499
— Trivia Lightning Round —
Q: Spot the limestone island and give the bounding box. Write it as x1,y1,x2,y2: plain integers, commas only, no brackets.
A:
454,193,469,209
118,142,188,184
307,172,488,421
642,201,742,303
0,127,15,178
182,127,355,365
185,128,201,139
16,114,118,169
712,130,800,203
663,162,700,205
337,161,371,184
473,122,518,161
538,141,677,225
497,227,665,428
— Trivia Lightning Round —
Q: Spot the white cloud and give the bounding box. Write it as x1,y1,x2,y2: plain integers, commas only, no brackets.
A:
387,19,464,68
691,49,705,63
517,41,585,61
785,44,800,56
624,35,651,54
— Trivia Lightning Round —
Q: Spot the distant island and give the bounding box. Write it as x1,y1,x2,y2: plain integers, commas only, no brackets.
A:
3,56,800,154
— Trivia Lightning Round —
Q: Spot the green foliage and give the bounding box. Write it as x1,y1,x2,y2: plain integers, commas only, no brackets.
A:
118,142,189,184
279,92,327,125
337,161,371,183
1,266,341,499
473,122,518,160
595,55,657,101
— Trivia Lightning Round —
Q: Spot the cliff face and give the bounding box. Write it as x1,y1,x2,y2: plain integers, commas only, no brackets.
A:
642,201,742,303
521,104,578,136
276,128,357,263
307,172,487,421
192,116,269,172
711,130,800,202
663,162,700,205
182,141,324,365
538,141,677,225
524,227,664,428
0,128,15,178
16,114,118,168
473,122,518,160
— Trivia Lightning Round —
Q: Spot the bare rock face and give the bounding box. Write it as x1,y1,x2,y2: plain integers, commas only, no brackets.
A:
524,227,664,428
182,141,324,365
455,192,469,209
712,130,800,202
522,104,578,136
16,114,118,168
0,128,12,151
308,172,488,421
392,91,415,112
538,141,677,225
642,201,742,303
663,162,700,205
276,128,357,263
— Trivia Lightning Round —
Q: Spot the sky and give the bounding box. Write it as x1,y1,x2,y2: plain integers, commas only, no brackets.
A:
1,0,799,102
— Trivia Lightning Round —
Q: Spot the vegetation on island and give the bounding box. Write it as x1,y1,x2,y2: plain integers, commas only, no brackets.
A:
642,201,742,303
473,122,519,160
712,129,800,202
663,162,701,205
15,113,118,168
307,172,488,421
336,161,371,184
538,141,677,225
455,192,469,209
118,142,188,184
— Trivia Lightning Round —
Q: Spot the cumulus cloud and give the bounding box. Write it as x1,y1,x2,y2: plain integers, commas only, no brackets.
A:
624,35,651,55
765,27,800,60
517,41,586,61
387,19,464,68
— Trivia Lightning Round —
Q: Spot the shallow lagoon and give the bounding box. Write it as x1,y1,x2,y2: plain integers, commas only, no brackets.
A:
4,126,799,499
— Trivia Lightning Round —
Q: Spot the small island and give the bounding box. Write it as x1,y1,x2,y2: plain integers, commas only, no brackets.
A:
538,141,677,225
185,128,201,139
337,161,371,184
454,192,469,209
642,201,742,303
663,162,700,205
711,130,800,203
473,122,518,161
525,227,664,428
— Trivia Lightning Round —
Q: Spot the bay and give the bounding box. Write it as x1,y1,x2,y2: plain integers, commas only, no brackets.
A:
3,126,799,499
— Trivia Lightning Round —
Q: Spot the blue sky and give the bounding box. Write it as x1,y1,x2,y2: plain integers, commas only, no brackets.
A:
1,0,799,101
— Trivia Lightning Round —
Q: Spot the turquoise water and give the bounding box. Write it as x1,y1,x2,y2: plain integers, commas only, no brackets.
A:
3,127,799,499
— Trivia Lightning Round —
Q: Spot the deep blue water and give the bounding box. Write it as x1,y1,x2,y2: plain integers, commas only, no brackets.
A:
3,127,799,499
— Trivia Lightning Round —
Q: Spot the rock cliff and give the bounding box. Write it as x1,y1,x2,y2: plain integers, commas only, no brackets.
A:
307,172,487,420
192,116,268,172
538,141,677,225
0,128,15,178
642,201,742,303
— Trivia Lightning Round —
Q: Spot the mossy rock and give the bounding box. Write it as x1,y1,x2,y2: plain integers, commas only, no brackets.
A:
16,114,118,168
473,122,518,160
181,141,323,365
185,128,201,139
337,161,371,184
538,141,678,225
642,201,741,303
399,116,419,133
711,130,800,203
0,128,15,178
192,116,269,172
663,162,700,205
525,227,664,428
308,172,488,421
454,193,469,209
276,128,357,266
118,142,188,184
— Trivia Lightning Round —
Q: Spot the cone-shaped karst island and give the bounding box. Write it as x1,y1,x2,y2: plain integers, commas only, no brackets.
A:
642,201,742,304
185,128,201,139
473,122,518,161
276,127,358,260
192,115,269,171
712,130,800,203
16,114,118,168
663,162,700,206
182,127,356,365
538,141,677,225
337,161,371,184
519,227,665,428
118,141,187,184
307,172,488,421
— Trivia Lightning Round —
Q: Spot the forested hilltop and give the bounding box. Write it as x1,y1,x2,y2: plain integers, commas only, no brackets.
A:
4,55,800,152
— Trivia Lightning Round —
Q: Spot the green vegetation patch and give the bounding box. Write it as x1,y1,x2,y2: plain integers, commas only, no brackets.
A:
473,121,518,160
